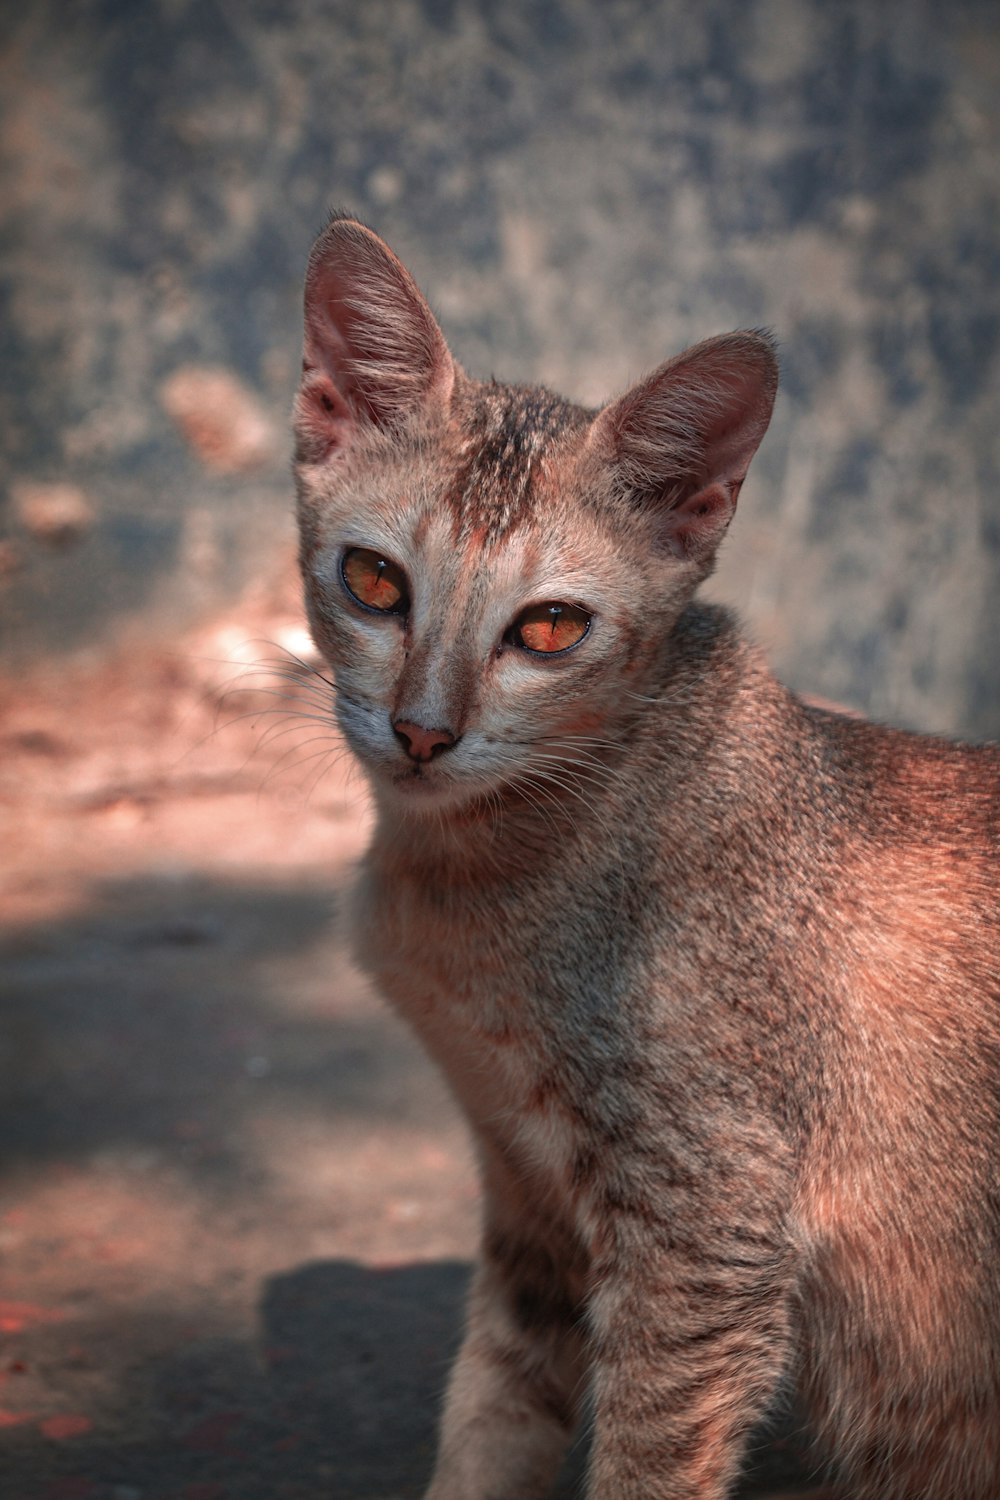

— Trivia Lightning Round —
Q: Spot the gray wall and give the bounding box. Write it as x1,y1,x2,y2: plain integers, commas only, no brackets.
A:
2,0,998,736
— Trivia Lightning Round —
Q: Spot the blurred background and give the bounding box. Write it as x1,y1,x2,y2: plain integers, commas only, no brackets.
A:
3,0,999,731
0,4,997,1497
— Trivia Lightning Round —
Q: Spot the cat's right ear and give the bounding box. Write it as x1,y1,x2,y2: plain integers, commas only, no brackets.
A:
296,214,455,461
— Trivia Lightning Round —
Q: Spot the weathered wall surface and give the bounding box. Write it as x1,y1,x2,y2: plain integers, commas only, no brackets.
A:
2,0,998,735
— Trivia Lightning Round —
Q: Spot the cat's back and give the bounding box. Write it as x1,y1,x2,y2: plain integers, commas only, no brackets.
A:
660,604,1000,888
798,698,1000,943
630,607,1000,1059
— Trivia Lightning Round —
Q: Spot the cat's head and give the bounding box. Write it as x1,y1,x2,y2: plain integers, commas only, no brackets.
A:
293,213,777,817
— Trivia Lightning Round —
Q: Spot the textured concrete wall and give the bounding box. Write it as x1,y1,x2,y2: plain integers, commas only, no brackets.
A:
2,0,998,735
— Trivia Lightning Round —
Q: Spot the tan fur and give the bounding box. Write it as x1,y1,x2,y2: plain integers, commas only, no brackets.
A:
293,214,1000,1499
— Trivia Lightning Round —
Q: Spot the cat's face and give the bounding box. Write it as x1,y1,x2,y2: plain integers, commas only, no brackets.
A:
298,410,681,816
294,215,778,818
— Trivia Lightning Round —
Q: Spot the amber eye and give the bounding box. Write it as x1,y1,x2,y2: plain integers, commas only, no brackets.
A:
510,602,591,655
341,547,410,614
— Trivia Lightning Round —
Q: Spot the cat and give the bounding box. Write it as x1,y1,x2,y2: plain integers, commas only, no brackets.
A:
292,212,1000,1499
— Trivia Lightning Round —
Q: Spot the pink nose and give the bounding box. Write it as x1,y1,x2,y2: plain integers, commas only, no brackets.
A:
392,719,458,763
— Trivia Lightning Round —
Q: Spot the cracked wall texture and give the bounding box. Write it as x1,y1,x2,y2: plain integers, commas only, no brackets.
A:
1,0,998,735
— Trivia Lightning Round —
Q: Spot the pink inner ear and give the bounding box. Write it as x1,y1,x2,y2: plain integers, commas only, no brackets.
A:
295,370,357,461
662,481,736,560
297,217,455,459
695,367,773,490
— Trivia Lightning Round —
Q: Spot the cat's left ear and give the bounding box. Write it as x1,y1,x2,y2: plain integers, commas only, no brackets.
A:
589,331,778,563
297,213,455,460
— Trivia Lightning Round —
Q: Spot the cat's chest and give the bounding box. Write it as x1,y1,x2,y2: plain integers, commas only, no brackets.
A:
352,857,586,1196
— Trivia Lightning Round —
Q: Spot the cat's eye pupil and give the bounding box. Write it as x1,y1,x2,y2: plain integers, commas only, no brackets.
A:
512,601,590,655
342,547,409,615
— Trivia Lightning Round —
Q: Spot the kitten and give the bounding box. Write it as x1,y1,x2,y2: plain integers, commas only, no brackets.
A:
292,213,1000,1499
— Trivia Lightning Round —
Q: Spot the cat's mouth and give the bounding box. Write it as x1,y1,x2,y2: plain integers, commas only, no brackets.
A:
396,764,436,788
388,760,452,797
381,756,480,814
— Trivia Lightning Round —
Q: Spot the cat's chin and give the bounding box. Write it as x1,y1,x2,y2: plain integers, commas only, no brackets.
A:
374,763,483,818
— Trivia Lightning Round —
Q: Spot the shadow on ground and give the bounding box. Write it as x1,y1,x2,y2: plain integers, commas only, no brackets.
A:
0,840,821,1498
0,1249,815,1500
1,1257,476,1500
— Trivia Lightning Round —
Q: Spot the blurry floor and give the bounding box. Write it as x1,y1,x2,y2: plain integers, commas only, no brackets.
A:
0,611,822,1498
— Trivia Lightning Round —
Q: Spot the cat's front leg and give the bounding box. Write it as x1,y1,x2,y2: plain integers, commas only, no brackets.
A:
585,1210,795,1500
425,1217,586,1500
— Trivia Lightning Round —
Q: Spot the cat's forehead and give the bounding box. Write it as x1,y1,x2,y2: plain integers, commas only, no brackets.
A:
442,381,591,547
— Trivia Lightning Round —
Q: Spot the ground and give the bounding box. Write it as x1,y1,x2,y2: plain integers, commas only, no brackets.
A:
0,588,824,1499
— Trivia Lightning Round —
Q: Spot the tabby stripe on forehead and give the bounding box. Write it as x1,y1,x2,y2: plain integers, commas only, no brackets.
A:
447,385,586,545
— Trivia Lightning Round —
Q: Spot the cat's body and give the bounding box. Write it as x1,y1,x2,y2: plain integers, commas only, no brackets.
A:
293,215,1000,1499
